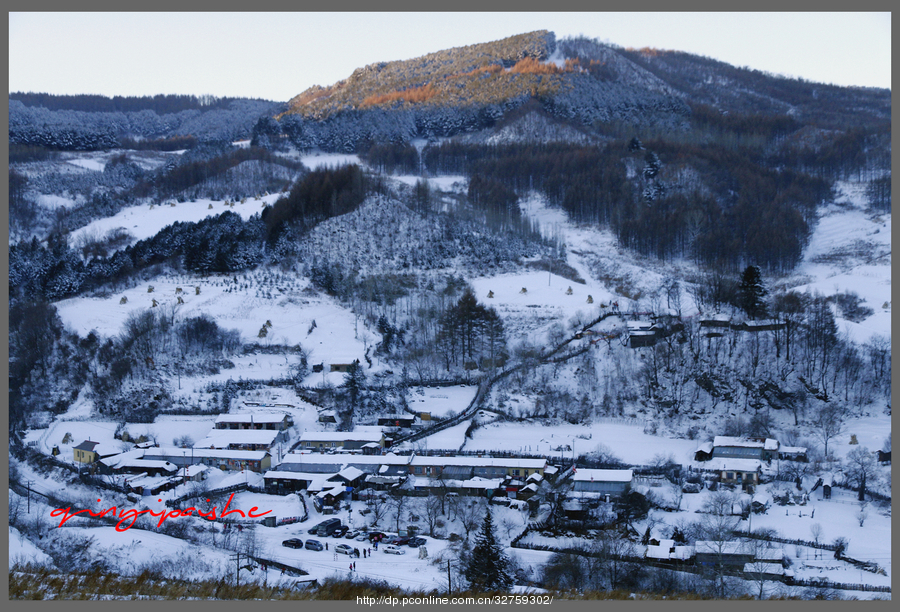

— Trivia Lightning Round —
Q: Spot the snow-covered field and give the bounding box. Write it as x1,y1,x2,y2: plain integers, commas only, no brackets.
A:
405,386,477,418
66,194,281,249
460,420,699,465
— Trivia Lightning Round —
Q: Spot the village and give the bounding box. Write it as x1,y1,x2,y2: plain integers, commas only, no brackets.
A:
38,391,889,597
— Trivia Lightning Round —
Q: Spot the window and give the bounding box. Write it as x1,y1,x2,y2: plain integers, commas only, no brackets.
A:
726,472,734,480
414,467,422,474
513,469,520,476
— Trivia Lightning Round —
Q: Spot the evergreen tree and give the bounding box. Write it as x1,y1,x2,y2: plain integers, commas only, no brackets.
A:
737,265,768,319
464,508,512,592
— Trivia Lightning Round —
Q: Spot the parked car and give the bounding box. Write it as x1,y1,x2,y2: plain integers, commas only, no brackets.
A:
344,530,360,539
335,544,354,555
389,535,410,546
383,545,405,555
282,538,304,549
408,537,427,548
355,533,370,542
332,525,349,537
368,532,386,542
305,539,324,551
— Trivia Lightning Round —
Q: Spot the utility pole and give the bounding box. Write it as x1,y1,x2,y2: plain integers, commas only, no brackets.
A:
447,559,451,596
26,480,32,513
231,552,241,586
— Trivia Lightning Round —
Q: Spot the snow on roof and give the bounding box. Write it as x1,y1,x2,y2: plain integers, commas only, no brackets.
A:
145,446,269,461
316,486,346,500
572,468,633,482
263,470,325,481
779,446,807,454
708,458,762,472
646,544,674,559
409,456,546,469
627,320,654,331
195,429,279,448
544,465,559,474
522,482,539,492
695,441,713,454
334,466,365,482
713,436,779,450
526,472,543,482
278,452,409,467
671,546,693,560
411,476,503,490
99,448,145,468
694,541,750,556
713,436,764,448
300,431,384,442
215,413,288,424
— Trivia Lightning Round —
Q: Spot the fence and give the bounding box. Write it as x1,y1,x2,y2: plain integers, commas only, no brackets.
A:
735,530,838,552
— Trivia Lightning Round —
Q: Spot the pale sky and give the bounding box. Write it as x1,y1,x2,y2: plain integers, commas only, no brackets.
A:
8,12,891,102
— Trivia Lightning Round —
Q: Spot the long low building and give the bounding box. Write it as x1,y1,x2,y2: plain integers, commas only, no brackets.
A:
298,429,386,451
194,428,284,451
571,468,633,496
142,447,272,473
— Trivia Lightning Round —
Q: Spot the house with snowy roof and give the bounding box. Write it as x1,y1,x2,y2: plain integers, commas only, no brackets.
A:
298,428,386,451
571,468,633,497
194,428,284,451
712,436,779,461
72,440,119,466
215,412,292,431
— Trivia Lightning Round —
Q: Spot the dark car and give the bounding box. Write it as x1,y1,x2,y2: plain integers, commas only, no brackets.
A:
368,532,386,543
408,537,427,548
282,538,304,549
389,535,410,546
305,539,324,551
332,525,349,537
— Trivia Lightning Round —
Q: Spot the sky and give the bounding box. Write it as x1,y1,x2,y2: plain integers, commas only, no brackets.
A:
8,12,891,102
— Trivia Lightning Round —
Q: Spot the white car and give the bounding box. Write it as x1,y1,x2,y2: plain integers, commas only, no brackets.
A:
383,545,406,555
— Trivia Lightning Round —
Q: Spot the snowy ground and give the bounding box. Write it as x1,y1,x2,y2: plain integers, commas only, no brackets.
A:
405,386,478,419
460,420,699,465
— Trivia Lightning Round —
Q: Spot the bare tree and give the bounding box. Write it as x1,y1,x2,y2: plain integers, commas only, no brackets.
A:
388,489,408,533
457,499,485,543
810,523,823,545
844,446,878,500
810,403,847,458
367,493,389,528
420,495,443,537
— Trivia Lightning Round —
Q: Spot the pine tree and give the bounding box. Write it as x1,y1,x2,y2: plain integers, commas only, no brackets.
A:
464,508,512,592
737,265,768,319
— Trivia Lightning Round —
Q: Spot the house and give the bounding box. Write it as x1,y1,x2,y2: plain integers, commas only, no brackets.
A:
72,440,119,467
876,449,891,464
708,458,761,488
777,446,808,462
411,475,504,498
263,470,326,494
298,428,386,451
821,473,833,499
329,363,355,373
194,428,284,452
376,414,417,428
694,441,714,462
627,321,657,348
712,437,779,461
694,541,755,568
407,456,547,479
700,313,731,337
732,319,786,333
318,410,338,424
214,413,292,431
571,469,633,497
142,447,271,473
